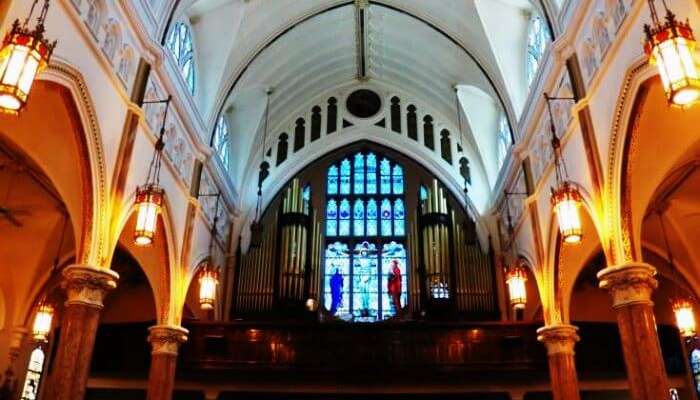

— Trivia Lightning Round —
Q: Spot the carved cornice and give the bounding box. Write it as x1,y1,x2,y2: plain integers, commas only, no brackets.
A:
148,325,189,355
537,324,580,356
62,265,119,309
597,262,657,308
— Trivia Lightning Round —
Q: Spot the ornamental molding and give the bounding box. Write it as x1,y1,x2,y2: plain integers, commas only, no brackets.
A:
537,324,580,356
148,325,189,355
62,264,119,309
597,262,657,308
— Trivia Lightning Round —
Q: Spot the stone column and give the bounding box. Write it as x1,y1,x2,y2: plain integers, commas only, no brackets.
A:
146,325,188,400
537,324,581,400
597,262,669,400
46,264,118,400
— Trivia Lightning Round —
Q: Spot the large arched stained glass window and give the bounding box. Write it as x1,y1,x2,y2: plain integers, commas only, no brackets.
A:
526,14,550,86
166,22,196,94
213,116,230,170
324,151,408,322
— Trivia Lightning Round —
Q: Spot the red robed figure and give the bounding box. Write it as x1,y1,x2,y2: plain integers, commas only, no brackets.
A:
387,260,402,312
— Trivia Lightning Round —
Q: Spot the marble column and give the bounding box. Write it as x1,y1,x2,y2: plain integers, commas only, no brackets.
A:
537,324,581,400
46,264,118,400
597,262,669,400
146,325,188,400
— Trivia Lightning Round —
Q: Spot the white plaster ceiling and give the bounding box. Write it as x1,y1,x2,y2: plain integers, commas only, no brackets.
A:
169,0,540,210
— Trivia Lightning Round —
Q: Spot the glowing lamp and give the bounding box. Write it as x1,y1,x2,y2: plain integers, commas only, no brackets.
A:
644,10,700,107
673,299,696,338
505,265,527,310
551,182,583,245
134,185,164,246
198,265,219,310
32,302,53,342
0,7,56,115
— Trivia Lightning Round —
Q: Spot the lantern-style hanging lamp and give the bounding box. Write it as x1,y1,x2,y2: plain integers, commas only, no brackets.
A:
134,96,171,246
658,210,697,338
250,89,273,248
506,264,528,311
544,93,583,245
31,301,53,342
198,261,219,311
0,0,57,115
644,0,700,107
198,192,222,310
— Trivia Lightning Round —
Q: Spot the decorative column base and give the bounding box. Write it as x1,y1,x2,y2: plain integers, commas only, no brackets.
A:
146,325,188,400
597,262,669,400
46,264,118,400
537,324,581,400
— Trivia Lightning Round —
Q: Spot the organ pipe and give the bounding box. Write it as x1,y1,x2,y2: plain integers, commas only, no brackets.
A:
419,180,453,306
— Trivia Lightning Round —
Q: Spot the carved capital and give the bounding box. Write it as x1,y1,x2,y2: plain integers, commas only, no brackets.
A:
148,325,189,356
62,264,119,309
597,262,657,308
537,324,580,356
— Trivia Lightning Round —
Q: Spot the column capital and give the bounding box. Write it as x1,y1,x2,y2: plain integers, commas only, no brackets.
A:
148,325,189,356
597,262,657,308
62,264,119,309
537,324,580,356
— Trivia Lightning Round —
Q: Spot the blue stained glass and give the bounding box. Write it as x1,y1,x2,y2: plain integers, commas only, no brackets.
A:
327,166,339,195
353,200,365,236
381,242,407,319
380,159,392,194
381,199,392,236
324,242,351,320
339,199,351,236
340,159,351,195
420,185,428,201
354,153,365,194
353,242,379,322
366,199,378,236
392,165,404,195
303,185,311,214
326,199,338,236
366,153,377,194
393,199,405,236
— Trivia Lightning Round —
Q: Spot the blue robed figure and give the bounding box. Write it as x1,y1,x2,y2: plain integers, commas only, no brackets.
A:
329,268,343,315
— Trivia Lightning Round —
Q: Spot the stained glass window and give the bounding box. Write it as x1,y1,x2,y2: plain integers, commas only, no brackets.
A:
339,199,351,236
497,114,511,170
324,242,351,319
691,349,700,396
353,200,365,236
526,14,551,86
303,185,311,215
166,22,195,94
393,199,405,236
366,153,377,194
20,347,45,400
323,151,408,322
354,153,365,194
326,199,338,236
340,159,351,195
392,165,404,195
367,199,378,236
381,242,407,319
380,158,392,194
327,166,339,194
213,116,230,170
420,185,428,202
381,199,392,237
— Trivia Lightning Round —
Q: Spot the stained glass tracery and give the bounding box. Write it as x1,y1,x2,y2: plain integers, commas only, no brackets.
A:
324,151,408,322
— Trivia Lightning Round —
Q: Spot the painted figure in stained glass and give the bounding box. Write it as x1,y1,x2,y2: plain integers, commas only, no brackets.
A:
387,259,403,313
329,268,343,315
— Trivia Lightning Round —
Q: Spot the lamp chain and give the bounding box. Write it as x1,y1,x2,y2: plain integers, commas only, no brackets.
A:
255,90,272,222
145,96,172,187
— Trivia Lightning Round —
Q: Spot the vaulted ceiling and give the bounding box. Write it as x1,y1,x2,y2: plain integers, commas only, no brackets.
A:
165,0,547,214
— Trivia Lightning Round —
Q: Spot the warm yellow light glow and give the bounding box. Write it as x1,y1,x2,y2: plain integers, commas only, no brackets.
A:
645,18,700,107
551,182,583,245
673,299,696,338
32,303,53,342
134,185,164,246
199,267,219,311
0,21,55,114
506,266,527,310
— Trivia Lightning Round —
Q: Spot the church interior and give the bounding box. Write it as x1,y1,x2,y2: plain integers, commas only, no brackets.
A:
2,0,700,399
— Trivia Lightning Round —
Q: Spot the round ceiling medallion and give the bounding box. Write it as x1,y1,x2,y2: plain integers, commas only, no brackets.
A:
346,89,382,119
